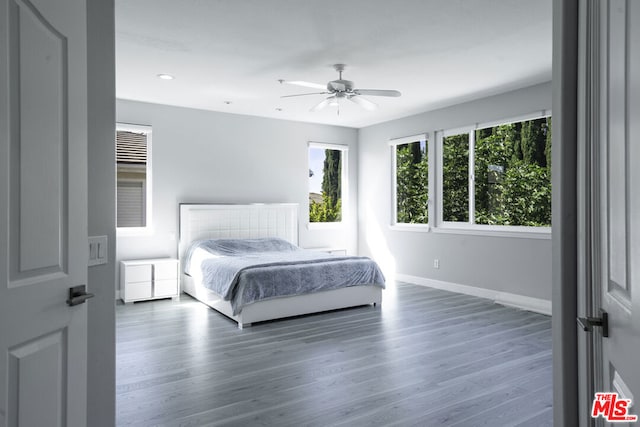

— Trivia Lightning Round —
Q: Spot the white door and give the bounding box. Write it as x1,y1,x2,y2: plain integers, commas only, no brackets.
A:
584,0,640,423
0,0,89,425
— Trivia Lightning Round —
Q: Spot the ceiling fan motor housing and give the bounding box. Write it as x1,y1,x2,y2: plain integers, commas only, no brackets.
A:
328,79,354,93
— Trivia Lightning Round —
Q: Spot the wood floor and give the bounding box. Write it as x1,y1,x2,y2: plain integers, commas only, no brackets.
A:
116,282,552,426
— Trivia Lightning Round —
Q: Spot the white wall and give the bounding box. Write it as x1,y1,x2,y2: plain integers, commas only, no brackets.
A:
358,82,553,302
116,83,553,303
116,100,358,289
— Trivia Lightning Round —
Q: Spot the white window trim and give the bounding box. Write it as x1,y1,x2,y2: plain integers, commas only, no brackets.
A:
116,122,153,236
435,128,475,227
389,223,432,232
307,142,348,230
433,223,552,239
435,111,552,237
389,133,430,229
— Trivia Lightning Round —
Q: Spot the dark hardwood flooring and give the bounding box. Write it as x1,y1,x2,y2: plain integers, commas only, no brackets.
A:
116,282,552,426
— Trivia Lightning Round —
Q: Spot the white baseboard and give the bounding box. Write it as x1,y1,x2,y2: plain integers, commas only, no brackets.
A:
495,291,552,316
395,274,552,316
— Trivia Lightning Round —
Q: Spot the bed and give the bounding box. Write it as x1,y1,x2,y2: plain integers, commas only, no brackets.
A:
179,203,384,328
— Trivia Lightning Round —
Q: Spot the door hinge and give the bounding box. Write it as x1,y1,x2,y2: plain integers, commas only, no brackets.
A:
577,309,609,338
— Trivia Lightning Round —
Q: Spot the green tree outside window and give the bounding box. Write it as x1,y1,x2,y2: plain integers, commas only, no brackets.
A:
395,140,428,224
441,117,552,227
309,148,342,222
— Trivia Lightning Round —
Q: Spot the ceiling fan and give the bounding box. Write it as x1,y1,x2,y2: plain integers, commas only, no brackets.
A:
279,64,401,113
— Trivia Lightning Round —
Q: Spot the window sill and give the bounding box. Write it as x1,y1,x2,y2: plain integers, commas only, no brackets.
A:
389,223,430,232
432,225,551,239
307,222,345,231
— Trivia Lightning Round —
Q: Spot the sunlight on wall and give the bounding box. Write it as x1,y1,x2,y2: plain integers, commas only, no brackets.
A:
364,204,397,292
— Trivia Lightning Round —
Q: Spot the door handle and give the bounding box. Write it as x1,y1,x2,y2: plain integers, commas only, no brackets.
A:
67,285,95,306
577,309,609,337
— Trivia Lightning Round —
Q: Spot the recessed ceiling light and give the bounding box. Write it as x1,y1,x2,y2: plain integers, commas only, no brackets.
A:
157,73,174,80
224,101,232,105
275,108,283,112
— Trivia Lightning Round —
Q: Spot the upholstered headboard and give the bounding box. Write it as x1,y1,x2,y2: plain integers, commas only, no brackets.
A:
178,203,299,265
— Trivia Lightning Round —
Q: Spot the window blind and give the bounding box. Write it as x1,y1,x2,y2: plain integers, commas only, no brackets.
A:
116,131,147,164
116,129,148,228
117,181,146,227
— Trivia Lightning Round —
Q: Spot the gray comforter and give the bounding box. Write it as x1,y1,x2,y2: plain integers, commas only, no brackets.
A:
184,238,385,315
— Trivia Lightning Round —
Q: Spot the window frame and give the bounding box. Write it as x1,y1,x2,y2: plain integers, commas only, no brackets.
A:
389,133,431,231
116,122,153,235
435,111,552,238
307,141,348,229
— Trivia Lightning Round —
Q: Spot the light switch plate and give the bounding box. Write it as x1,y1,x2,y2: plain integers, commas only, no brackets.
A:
88,236,108,266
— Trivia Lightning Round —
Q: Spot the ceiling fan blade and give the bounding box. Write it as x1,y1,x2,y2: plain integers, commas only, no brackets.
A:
310,97,332,112
283,80,327,90
329,81,346,91
280,92,328,98
349,95,378,111
353,89,401,97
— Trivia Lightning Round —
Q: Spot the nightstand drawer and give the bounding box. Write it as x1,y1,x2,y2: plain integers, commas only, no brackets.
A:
125,281,152,301
126,264,152,283
326,249,347,255
154,279,178,297
154,262,178,280
305,247,347,255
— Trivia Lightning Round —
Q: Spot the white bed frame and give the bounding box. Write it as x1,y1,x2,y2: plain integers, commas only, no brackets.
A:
178,203,382,329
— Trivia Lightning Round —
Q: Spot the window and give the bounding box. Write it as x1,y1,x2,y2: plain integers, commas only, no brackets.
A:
439,115,552,229
391,134,429,226
116,124,151,230
308,143,347,224
442,132,469,222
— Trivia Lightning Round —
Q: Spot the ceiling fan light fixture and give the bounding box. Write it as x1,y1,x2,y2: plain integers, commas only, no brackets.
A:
284,64,400,113
349,95,378,111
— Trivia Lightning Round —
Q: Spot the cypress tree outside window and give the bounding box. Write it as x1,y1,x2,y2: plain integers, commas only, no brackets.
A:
308,142,347,224
439,114,551,230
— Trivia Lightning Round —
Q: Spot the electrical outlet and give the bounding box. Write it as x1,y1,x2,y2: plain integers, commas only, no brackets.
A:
433,259,440,269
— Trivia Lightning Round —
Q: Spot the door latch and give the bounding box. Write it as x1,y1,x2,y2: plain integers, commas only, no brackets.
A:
577,309,609,337
67,285,95,306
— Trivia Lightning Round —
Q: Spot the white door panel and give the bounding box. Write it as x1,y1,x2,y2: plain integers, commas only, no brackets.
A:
0,0,88,425
8,331,66,427
15,0,66,274
587,0,640,421
599,0,639,400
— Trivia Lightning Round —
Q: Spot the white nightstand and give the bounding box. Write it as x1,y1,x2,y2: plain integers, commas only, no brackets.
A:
305,247,348,255
120,258,179,303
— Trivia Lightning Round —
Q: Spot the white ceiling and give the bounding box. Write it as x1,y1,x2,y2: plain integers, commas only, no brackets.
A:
115,0,552,129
